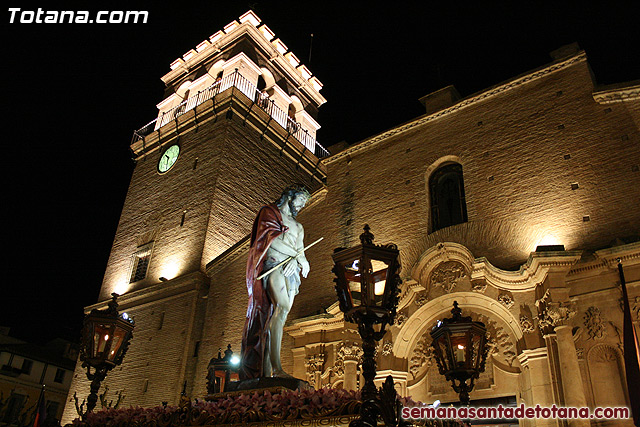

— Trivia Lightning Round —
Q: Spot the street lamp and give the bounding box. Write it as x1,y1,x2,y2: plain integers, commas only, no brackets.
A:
206,344,240,394
332,224,402,427
79,293,134,415
430,301,488,406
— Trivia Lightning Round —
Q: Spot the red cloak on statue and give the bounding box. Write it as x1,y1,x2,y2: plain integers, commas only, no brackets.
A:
239,203,287,379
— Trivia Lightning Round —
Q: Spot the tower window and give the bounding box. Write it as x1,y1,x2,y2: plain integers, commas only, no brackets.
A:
129,242,153,283
54,368,65,383
21,359,33,375
429,163,468,232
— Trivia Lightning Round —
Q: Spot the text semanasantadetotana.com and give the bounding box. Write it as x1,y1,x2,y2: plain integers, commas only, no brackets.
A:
401,404,630,420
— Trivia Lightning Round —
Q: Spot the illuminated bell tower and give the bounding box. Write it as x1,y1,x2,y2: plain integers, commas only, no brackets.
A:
63,10,327,422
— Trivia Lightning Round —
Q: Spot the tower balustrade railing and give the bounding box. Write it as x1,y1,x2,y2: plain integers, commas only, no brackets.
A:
131,71,329,158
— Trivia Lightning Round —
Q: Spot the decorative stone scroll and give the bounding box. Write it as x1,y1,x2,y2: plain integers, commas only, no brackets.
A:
471,280,487,294
583,306,606,340
497,293,515,309
429,261,466,293
520,315,535,334
414,295,428,307
381,341,393,356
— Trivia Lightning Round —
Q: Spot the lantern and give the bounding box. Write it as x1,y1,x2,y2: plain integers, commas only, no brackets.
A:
332,224,401,326
332,225,403,427
430,301,488,405
79,293,134,414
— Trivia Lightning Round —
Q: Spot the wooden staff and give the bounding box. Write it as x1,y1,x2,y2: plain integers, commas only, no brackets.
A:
256,237,324,281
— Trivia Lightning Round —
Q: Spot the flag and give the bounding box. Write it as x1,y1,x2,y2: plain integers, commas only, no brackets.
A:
33,385,46,427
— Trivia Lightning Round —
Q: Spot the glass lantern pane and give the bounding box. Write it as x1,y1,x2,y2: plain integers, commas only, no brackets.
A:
438,339,450,370
471,334,481,368
94,324,111,356
348,280,361,293
108,328,127,361
450,333,467,366
371,259,389,305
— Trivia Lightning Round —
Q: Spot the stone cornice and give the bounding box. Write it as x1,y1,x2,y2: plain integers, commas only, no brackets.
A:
397,279,426,311
567,242,640,279
323,52,588,165
86,271,209,313
472,251,582,291
285,313,345,338
517,347,548,366
593,81,640,104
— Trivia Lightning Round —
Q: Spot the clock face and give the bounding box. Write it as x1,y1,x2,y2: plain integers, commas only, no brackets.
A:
158,144,180,173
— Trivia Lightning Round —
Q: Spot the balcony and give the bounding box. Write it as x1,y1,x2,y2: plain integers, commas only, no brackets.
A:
131,71,329,159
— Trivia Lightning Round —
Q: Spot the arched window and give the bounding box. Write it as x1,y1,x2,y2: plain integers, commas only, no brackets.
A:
429,163,468,232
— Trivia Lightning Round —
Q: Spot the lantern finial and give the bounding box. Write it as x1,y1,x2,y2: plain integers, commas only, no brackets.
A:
107,293,120,315
359,224,374,245
451,300,462,320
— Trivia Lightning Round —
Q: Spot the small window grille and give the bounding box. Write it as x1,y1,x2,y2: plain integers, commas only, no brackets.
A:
130,243,153,283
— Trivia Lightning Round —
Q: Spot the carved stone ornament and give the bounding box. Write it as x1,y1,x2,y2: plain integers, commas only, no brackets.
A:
395,312,407,326
304,353,325,388
381,341,393,356
471,281,487,293
430,261,466,293
477,313,517,367
497,293,515,309
583,306,606,340
414,295,428,307
409,333,436,377
633,296,640,320
576,347,584,359
591,345,619,363
332,342,362,377
520,315,535,334
536,290,576,332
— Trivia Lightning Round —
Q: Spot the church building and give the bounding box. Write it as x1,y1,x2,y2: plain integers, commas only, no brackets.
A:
62,11,639,427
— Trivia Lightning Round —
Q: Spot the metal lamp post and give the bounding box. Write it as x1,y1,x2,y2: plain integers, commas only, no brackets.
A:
430,301,488,406
332,225,402,427
79,293,134,415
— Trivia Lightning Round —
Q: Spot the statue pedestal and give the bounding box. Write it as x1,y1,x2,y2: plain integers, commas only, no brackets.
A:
205,377,312,400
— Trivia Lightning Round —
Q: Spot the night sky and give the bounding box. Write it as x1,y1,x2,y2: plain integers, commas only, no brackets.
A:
4,1,639,343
